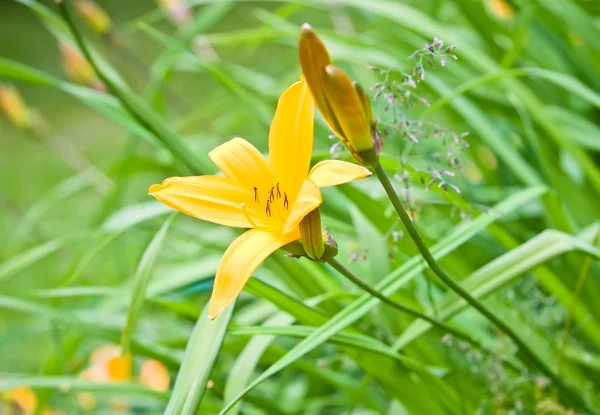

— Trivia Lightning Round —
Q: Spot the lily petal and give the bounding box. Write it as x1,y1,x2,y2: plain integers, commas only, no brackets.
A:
209,137,273,189
149,175,253,228
269,79,314,198
208,228,299,319
283,179,322,234
308,160,371,188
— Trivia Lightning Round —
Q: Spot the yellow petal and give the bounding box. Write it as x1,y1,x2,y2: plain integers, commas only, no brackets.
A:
209,137,273,189
139,359,170,392
208,229,298,319
308,160,371,188
269,79,314,198
149,175,253,228
283,180,322,234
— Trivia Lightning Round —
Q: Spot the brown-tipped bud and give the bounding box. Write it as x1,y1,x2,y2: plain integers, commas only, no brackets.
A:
60,43,103,90
299,24,380,167
75,0,112,36
0,85,31,129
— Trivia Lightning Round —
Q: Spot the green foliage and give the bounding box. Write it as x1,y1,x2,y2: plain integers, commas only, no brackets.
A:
1,0,599,414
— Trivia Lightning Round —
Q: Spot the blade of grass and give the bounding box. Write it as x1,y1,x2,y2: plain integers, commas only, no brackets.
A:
165,302,234,415
121,213,177,355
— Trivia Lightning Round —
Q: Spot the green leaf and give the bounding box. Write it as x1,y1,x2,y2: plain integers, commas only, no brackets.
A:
121,213,177,355
165,302,234,414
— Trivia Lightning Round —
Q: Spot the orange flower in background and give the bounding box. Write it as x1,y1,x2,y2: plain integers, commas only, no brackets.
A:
149,79,371,319
77,344,169,411
139,359,170,392
78,344,132,411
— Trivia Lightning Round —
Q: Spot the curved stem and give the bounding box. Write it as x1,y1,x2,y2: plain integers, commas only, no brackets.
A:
373,162,594,414
327,258,478,349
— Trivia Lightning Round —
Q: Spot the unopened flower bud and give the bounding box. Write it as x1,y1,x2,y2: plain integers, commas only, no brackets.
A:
299,207,325,260
75,0,112,36
0,85,31,129
487,0,515,20
60,43,103,90
298,209,338,262
299,24,380,167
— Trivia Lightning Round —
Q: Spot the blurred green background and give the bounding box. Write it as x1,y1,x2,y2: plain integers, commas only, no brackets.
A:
1,0,600,414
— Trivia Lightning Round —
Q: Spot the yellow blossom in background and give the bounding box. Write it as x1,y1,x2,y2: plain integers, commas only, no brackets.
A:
139,359,170,392
157,0,191,26
59,43,102,90
1,387,37,415
487,0,515,20
77,344,132,411
75,0,112,36
0,84,32,129
299,24,379,167
77,345,170,411
149,79,371,319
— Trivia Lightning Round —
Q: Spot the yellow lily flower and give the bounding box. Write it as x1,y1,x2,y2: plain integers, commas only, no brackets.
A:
149,79,371,319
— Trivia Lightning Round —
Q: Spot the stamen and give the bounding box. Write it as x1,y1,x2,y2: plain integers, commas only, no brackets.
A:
253,187,259,203
241,203,261,228
276,183,281,199
269,187,275,203
266,200,272,217
283,193,289,210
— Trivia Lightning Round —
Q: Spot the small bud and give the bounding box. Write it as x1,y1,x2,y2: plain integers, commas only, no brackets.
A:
487,0,515,20
157,0,192,26
75,0,112,36
299,24,379,167
60,43,103,90
299,208,325,260
298,209,338,262
0,85,31,129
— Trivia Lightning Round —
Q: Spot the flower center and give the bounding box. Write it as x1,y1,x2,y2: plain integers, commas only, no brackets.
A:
243,182,290,230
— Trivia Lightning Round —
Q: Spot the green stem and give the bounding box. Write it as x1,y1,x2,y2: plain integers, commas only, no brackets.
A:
56,0,204,175
327,258,480,349
373,162,593,413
